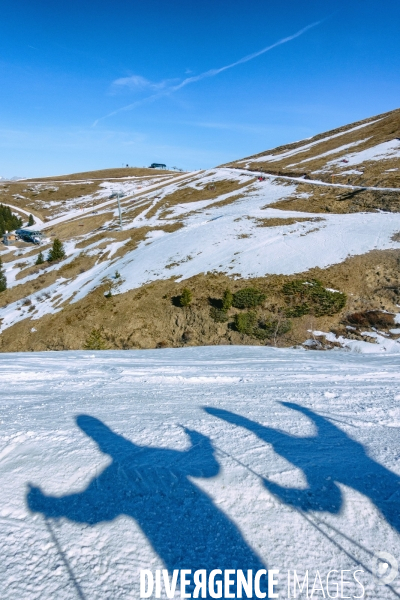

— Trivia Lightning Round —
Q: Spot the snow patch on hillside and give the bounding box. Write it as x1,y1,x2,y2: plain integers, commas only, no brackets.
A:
323,139,400,170
237,118,382,166
288,138,369,167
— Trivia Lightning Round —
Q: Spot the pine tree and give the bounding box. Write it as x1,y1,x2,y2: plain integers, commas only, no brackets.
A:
179,287,192,307
0,258,7,292
35,251,44,265
28,214,35,226
47,238,65,262
0,204,22,235
222,288,233,310
83,329,108,350
0,257,6,292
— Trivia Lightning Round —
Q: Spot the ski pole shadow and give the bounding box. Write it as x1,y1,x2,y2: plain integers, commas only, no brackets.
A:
27,415,267,597
205,404,400,533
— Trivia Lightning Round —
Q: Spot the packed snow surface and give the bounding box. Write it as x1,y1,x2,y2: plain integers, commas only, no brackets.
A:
1,347,400,599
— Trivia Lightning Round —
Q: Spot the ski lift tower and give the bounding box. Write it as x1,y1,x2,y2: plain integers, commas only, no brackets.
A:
117,192,123,230
110,190,125,229
110,191,123,230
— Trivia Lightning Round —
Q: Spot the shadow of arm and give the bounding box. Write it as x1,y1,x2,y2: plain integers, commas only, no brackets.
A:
182,428,220,478
263,478,341,513
27,481,112,524
205,407,291,446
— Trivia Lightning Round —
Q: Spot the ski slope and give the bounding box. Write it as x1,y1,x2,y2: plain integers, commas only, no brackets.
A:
1,346,399,599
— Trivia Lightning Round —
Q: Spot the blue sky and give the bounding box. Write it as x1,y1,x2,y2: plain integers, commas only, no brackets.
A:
1,0,399,177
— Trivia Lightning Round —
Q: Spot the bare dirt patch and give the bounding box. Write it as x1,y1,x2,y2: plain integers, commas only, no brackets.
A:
256,217,324,227
47,212,114,240
269,183,400,214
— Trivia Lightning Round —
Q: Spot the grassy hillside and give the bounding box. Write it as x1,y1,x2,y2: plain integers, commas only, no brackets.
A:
26,166,179,181
225,108,400,188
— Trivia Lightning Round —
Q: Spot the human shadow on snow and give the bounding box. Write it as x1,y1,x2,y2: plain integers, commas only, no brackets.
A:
27,415,267,597
205,403,400,533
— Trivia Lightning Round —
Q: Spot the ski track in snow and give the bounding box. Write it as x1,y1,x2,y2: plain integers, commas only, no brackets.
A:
0,346,400,599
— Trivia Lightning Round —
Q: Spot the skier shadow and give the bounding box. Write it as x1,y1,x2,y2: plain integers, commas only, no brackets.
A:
205,403,400,533
27,415,267,596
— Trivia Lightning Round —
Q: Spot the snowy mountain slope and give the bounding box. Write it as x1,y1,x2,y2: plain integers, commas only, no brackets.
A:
3,177,400,334
226,108,400,189
1,167,400,336
1,347,400,598
0,111,399,351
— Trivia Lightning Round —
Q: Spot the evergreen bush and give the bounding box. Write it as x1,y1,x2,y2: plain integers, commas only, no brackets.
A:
222,289,233,310
234,311,257,334
83,329,108,350
254,317,292,339
210,307,229,322
28,214,35,226
47,238,66,262
283,279,346,317
285,304,311,318
232,287,266,309
0,257,6,292
35,251,44,265
179,287,192,307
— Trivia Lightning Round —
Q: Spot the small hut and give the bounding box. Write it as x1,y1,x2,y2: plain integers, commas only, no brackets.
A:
2,231,18,246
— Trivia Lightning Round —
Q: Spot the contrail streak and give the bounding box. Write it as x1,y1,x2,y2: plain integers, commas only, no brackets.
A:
93,20,322,126
172,20,322,92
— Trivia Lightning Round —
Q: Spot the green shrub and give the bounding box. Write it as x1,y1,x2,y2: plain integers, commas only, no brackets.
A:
210,307,229,322
232,287,266,309
285,304,310,318
254,317,292,339
283,279,346,317
35,251,44,265
222,289,233,310
47,238,66,262
84,329,108,350
234,311,257,334
28,214,35,226
0,258,6,292
179,287,192,307
234,309,292,339
310,285,346,316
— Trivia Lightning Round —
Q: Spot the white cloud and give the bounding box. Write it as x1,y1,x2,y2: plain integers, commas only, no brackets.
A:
112,74,153,90
111,74,177,94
